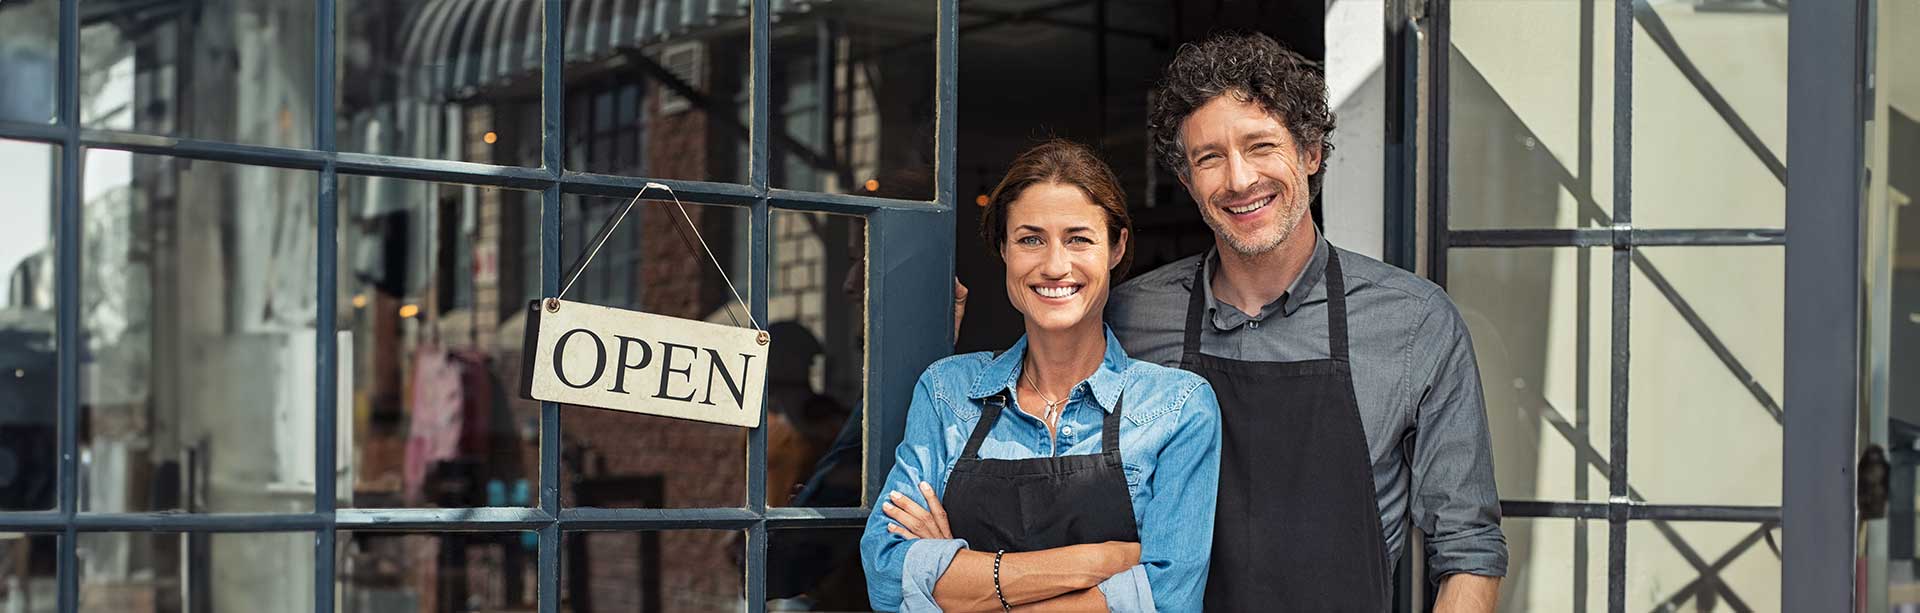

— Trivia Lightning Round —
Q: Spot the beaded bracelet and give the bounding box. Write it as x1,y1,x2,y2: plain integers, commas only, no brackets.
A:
993,549,1011,612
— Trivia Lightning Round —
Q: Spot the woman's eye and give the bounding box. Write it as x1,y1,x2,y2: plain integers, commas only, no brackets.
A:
1016,236,1042,246
1068,236,1095,245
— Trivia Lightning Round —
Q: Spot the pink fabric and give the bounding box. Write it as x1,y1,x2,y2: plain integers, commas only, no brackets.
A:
403,344,464,504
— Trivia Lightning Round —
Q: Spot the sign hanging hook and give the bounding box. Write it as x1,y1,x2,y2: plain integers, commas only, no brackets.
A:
556,182,760,332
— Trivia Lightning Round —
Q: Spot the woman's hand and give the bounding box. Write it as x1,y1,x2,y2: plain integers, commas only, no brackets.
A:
883,481,953,540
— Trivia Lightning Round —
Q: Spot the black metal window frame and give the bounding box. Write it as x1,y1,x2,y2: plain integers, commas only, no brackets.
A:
1391,0,1864,611
0,0,961,611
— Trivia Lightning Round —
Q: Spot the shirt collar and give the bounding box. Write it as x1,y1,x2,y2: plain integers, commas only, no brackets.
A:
1192,233,1331,328
966,325,1130,413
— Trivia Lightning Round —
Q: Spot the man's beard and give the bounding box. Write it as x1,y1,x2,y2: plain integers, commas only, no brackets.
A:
1201,181,1310,258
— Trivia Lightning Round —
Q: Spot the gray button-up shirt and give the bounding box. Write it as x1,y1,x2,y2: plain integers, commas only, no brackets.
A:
1107,236,1508,581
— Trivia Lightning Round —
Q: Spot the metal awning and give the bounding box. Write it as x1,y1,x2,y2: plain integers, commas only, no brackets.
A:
399,0,832,101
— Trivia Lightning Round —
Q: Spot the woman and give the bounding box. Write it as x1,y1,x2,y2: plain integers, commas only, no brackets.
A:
860,140,1221,612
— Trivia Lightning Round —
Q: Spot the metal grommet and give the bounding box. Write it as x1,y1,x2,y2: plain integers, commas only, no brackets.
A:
544,298,561,313
757,331,770,346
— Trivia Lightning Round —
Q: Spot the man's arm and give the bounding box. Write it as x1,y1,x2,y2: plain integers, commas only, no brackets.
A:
1407,293,1508,609
1433,573,1501,613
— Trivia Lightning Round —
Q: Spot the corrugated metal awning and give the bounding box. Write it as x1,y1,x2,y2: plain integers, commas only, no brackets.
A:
399,0,830,101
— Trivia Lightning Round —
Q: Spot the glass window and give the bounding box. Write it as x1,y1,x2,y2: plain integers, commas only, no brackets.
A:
81,0,316,147
1450,247,1612,503
337,0,543,165
338,531,538,612
1628,246,1782,507
563,6,746,183
1496,517,1607,612
0,139,58,513
0,2,57,124
80,151,319,513
338,177,541,509
1446,0,1616,230
1625,521,1779,611
562,530,742,613
766,528,864,610
77,532,314,612
770,6,935,200
767,211,865,508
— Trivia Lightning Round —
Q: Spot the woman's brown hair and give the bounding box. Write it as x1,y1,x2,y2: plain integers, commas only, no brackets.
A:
980,139,1135,278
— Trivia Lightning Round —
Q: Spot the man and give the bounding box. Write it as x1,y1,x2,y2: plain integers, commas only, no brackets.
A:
1108,32,1506,611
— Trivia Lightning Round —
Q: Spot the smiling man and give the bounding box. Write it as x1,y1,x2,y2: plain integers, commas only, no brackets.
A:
1108,32,1507,611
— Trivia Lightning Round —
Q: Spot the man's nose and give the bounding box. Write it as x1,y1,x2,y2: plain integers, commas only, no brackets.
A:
1226,152,1260,193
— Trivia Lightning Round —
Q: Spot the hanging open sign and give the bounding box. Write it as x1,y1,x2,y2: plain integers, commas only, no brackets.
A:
520,298,767,428
519,182,766,428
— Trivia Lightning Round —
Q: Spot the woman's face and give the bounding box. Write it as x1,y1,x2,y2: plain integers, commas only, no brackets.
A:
1001,182,1127,334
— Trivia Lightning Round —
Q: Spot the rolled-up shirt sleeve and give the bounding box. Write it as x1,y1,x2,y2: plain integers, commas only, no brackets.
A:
861,372,962,611
1410,296,1508,581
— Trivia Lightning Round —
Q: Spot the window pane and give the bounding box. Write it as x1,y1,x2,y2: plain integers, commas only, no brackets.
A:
1496,517,1606,612
338,0,543,165
0,2,56,124
1627,246,1781,507
339,531,538,612
80,152,318,513
1447,0,1616,230
80,0,316,148
1449,248,1611,502
559,196,750,509
766,528,864,610
338,177,541,509
0,139,57,512
770,5,935,200
1631,2,1787,229
562,3,747,182
77,532,313,612
1625,521,1779,611
768,211,865,508
0,533,56,611
562,530,742,613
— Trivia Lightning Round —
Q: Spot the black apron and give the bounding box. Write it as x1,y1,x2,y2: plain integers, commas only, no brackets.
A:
1187,249,1391,611
943,392,1140,553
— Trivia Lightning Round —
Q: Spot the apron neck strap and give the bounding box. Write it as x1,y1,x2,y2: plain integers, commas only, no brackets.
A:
1181,244,1355,362
958,395,1006,460
1101,393,1124,457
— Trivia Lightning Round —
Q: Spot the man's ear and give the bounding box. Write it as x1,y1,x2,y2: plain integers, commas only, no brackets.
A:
1301,142,1323,176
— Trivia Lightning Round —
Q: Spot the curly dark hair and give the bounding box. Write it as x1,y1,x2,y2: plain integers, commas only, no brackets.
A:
1148,32,1336,197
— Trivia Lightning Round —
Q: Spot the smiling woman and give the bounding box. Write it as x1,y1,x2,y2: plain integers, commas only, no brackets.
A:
860,139,1222,613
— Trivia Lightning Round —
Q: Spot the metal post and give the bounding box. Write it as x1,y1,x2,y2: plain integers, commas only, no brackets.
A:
315,0,340,608
1783,0,1868,609
539,1,566,613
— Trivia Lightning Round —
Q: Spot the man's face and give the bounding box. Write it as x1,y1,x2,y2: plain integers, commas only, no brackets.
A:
1176,94,1321,258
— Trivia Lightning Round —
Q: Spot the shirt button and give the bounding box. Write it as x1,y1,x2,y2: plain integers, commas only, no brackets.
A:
1248,321,1260,329
1060,425,1073,437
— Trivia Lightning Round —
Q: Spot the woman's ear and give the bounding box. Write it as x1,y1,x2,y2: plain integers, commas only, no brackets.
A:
1109,228,1129,271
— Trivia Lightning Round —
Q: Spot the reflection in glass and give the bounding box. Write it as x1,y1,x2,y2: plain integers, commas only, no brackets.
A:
80,152,319,514
0,140,58,513
0,1,57,124
770,7,936,199
1625,521,1778,612
338,177,541,509
1628,247,1782,507
77,532,313,612
766,528,864,611
559,197,750,509
80,0,316,147
1496,518,1606,613
561,6,747,182
562,530,741,613
1447,0,1615,230
767,211,864,508
339,531,537,612
1449,248,1610,502
338,0,543,165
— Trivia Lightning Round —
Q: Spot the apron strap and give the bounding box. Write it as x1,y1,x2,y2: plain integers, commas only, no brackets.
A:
1323,248,1351,362
1180,258,1208,363
958,394,1007,460
1101,393,1125,457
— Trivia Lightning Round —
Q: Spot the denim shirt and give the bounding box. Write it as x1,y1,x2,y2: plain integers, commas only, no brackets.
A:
860,327,1222,612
